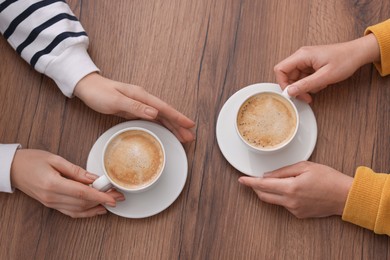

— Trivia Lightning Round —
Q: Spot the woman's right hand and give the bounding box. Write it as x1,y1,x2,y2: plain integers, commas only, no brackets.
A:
74,73,195,143
274,33,380,103
10,149,125,218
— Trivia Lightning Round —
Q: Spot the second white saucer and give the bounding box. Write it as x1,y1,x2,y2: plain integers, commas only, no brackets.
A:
216,83,317,177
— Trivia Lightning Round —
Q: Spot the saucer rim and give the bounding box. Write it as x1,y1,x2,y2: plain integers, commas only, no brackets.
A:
216,83,318,176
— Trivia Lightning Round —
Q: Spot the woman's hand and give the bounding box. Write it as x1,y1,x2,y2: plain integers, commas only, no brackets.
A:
239,161,353,218
11,149,125,218
274,34,380,103
74,73,195,142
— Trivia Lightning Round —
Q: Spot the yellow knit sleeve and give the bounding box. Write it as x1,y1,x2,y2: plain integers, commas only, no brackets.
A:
365,19,390,76
342,166,390,235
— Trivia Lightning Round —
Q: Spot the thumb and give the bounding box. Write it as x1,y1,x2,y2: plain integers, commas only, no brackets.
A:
238,176,262,188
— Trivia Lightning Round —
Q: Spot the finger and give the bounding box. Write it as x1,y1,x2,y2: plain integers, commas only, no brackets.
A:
127,86,195,128
118,96,158,120
105,189,125,199
176,127,196,142
119,85,195,128
160,116,195,142
115,110,139,120
51,158,123,205
252,189,286,207
274,66,294,89
238,176,261,188
149,117,184,142
45,200,100,212
116,84,158,119
120,108,195,143
156,117,184,142
52,177,117,206
158,117,195,142
274,50,310,87
275,68,316,93
49,156,99,184
239,176,287,195
58,205,108,218
287,67,330,97
45,188,125,209
264,161,311,178
296,93,313,103
157,107,195,130
274,62,295,89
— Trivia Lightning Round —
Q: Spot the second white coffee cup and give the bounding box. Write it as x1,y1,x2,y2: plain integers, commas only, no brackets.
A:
235,85,299,154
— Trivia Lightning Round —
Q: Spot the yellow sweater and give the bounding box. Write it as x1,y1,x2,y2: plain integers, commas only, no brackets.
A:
342,19,390,235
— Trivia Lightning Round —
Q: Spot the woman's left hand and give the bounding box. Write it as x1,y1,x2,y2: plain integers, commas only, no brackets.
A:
239,161,353,218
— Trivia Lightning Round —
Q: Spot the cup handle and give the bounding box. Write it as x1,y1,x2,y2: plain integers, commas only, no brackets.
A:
92,175,113,192
281,85,293,99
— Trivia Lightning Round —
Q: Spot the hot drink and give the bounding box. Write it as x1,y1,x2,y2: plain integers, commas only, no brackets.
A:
103,129,164,189
237,92,297,150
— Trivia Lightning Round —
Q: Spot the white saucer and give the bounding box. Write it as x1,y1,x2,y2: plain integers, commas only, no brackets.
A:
216,83,317,177
86,120,188,218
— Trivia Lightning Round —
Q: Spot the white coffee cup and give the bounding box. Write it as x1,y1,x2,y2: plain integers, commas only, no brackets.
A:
92,127,166,193
235,86,299,154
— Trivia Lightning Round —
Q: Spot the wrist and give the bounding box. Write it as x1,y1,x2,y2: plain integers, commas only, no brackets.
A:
352,34,380,67
10,148,27,191
337,175,354,216
73,72,101,99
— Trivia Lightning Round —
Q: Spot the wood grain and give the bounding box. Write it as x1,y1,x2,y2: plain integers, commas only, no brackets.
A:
0,0,389,259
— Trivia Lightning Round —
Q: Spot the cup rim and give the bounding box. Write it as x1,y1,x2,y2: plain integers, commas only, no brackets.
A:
101,126,166,192
235,90,299,153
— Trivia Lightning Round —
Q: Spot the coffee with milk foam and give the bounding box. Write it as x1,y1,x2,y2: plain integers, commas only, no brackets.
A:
237,92,297,149
104,130,164,189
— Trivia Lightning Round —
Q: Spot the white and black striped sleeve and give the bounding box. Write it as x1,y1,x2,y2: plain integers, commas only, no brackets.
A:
0,0,99,97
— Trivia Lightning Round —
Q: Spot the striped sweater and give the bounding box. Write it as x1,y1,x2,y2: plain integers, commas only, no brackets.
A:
0,0,99,97
0,0,98,193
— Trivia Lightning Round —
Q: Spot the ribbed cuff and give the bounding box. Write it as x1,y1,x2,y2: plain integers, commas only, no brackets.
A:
342,167,386,232
375,173,390,234
0,144,21,193
365,19,390,76
44,44,99,97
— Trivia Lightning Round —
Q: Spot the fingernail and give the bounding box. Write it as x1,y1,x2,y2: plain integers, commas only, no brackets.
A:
288,85,298,96
238,178,245,184
145,107,158,118
86,172,98,181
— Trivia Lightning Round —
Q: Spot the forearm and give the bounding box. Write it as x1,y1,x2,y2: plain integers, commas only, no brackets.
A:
0,0,99,97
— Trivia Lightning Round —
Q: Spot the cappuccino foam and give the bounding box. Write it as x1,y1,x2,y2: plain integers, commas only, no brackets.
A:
104,130,164,189
237,92,297,149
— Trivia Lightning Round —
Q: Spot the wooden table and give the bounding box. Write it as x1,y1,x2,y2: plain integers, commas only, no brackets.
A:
1,0,389,259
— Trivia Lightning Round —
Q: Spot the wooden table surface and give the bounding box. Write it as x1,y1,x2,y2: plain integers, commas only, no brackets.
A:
1,0,389,259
